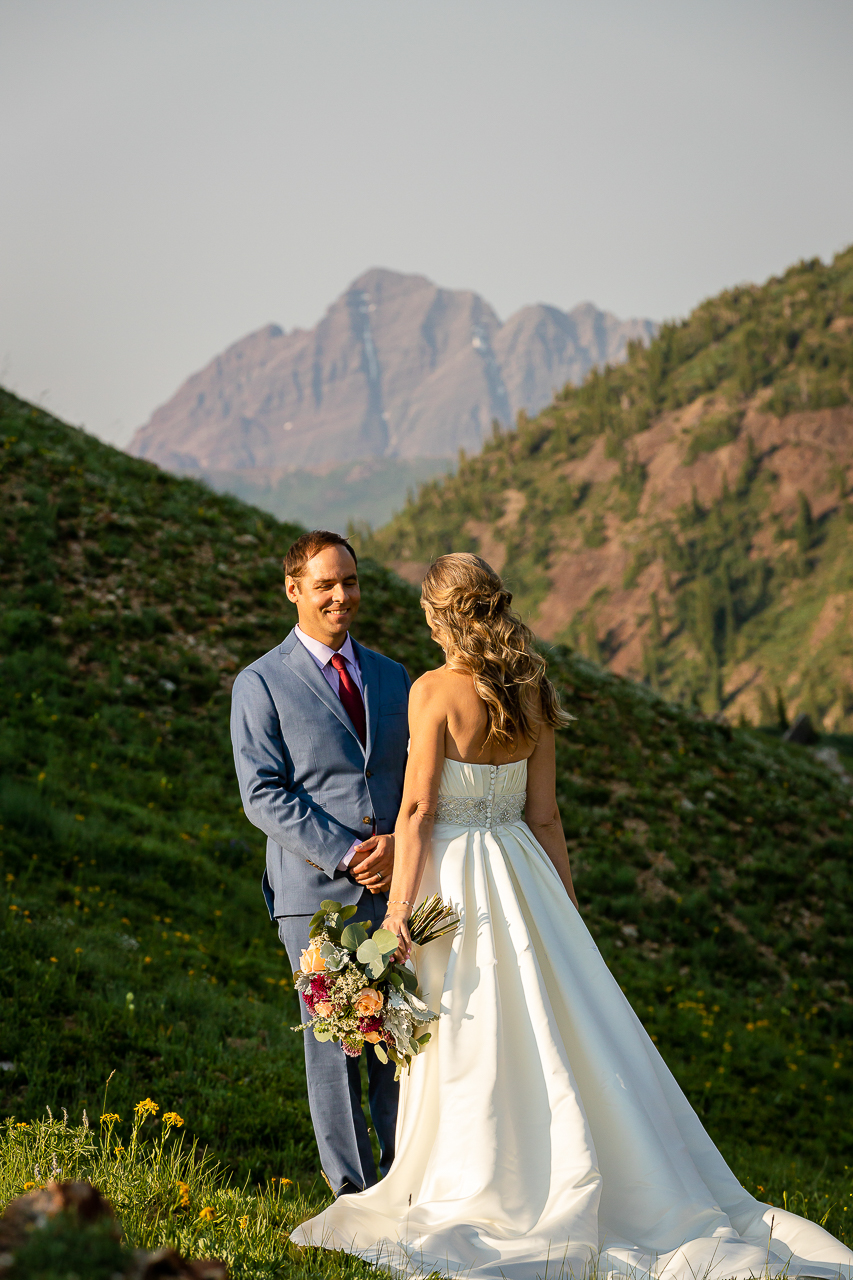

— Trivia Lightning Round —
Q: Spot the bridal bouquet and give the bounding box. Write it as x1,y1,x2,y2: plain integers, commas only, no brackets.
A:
292,894,459,1079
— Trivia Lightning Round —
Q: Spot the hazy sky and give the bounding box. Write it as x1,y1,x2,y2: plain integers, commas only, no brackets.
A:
1,1,852,447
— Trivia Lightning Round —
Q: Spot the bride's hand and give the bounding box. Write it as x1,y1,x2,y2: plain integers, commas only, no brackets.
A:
382,911,412,964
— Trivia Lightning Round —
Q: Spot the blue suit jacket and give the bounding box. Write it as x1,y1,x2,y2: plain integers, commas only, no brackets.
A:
230,629,411,918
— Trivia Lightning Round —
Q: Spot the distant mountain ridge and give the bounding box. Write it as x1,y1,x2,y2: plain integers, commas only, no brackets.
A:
128,268,655,525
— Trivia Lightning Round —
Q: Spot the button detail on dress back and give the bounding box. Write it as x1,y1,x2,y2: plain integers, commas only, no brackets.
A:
485,764,497,829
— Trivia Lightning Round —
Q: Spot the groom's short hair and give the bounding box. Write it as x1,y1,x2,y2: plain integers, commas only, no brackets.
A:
283,530,358,583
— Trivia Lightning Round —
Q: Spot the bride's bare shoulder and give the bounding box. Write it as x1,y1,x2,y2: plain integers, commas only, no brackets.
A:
410,665,473,708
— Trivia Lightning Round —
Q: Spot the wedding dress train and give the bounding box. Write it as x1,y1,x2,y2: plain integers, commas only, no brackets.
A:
291,759,853,1279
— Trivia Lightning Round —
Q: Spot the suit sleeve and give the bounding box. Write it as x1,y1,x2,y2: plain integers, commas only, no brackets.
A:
230,667,356,878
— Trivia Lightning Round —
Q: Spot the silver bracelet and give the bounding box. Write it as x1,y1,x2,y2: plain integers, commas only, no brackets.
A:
387,899,412,907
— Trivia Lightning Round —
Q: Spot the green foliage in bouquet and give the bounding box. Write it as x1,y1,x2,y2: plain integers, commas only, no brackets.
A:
294,897,458,1079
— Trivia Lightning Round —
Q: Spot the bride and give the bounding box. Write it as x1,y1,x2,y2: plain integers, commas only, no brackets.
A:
291,553,853,1280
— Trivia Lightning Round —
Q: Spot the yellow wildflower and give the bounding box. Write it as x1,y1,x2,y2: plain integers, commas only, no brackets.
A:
100,1113,121,1124
15,1122,29,1129
134,1098,159,1117
198,1205,216,1221
162,1111,184,1128
238,1215,249,1231
23,1182,35,1190
177,1180,190,1207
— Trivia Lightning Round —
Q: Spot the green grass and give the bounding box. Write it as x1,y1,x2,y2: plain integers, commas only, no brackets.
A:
3,387,853,1269
0,1108,389,1279
4,1111,853,1271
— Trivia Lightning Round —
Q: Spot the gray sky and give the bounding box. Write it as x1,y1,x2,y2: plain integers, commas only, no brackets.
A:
1,0,852,448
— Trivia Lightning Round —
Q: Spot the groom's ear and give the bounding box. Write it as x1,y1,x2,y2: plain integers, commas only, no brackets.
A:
284,574,301,604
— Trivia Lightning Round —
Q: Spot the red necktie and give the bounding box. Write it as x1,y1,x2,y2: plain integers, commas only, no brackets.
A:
330,653,366,746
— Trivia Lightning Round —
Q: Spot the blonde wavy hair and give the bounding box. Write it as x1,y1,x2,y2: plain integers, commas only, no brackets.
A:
420,553,572,749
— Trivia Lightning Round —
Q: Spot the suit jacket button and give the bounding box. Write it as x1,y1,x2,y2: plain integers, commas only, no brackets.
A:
366,770,372,778
363,816,372,824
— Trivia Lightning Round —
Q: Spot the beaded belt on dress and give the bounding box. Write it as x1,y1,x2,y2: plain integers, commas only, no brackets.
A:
434,764,525,831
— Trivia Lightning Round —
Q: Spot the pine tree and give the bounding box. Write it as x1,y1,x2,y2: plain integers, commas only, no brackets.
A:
585,618,602,664
758,686,776,726
694,576,716,666
721,566,737,663
795,491,813,557
649,592,663,648
774,686,789,731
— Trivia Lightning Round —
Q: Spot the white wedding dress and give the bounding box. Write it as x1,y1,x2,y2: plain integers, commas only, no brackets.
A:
291,759,853,1279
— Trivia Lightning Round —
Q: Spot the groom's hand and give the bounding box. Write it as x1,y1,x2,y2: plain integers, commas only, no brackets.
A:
349,834,395,894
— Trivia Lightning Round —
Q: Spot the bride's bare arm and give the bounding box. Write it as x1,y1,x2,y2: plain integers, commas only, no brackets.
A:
525,726,579,910
383,673,447,960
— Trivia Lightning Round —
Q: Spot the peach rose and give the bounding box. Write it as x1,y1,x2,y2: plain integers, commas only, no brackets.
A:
355,988,384,1017
315,1001,333,1017
300,943,326,974
364,1030,383,1044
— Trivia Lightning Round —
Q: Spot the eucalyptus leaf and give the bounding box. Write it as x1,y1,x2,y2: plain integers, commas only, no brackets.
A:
416,1033,432,1046
339,904,359,922
341,922,369,951
320,900,343,914
355,939,389,981
356,938,381,965
372,928,399,955
313,1027,334,1042
373,1042,388,1064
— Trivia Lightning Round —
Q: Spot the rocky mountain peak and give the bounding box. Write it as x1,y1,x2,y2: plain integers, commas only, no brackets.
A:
127,269,655,499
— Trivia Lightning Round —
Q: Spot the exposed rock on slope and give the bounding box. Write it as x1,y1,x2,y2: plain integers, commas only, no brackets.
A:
363,248,853,729
127,268,654,515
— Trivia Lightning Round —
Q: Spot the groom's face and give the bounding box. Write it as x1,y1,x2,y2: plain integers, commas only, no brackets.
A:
285,544,361,648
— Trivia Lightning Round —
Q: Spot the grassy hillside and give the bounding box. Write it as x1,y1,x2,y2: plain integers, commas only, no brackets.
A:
0,387,433,1189
361,246,853,728
3,388,853,1251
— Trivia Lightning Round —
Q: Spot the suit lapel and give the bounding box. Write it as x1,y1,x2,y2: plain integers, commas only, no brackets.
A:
281,632,362,748
354,640,380,761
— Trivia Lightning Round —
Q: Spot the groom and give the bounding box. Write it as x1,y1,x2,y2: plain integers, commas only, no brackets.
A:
230,530,411,1195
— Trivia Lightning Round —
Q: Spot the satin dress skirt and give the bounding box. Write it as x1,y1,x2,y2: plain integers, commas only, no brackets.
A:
291,759,853,1280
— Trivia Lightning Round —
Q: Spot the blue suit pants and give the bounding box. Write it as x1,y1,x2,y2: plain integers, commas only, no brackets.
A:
278,891,400,1194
